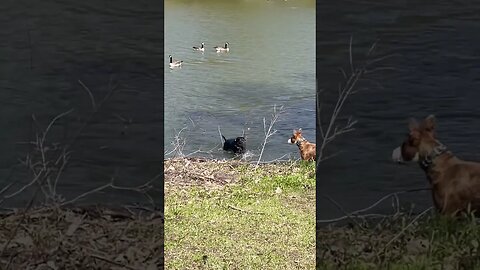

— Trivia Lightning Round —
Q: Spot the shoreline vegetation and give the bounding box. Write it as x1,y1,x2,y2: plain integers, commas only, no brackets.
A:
0,204,163,269
317,209,480,269
0,80,163,269
164,157,316,269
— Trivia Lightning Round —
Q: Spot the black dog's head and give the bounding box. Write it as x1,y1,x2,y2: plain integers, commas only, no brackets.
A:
222,135,246,154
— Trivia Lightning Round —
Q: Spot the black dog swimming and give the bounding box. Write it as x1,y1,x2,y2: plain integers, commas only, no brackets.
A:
222,135,246,154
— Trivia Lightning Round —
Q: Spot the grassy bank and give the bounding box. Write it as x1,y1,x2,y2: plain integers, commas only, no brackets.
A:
317,211,480,269
164,157,316,269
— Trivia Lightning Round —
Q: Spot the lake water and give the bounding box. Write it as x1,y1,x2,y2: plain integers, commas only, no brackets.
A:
0,1,162,207
317,1,480,220
164,0,316,162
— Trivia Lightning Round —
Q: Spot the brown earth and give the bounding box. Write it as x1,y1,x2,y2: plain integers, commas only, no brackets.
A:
0,205,163,269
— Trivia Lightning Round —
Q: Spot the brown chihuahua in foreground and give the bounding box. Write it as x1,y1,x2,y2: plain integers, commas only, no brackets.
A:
392,115,480,216
288,129,316,161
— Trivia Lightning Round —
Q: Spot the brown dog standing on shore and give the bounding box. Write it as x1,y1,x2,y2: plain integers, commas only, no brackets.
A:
392,115,480,216
288,128,316,161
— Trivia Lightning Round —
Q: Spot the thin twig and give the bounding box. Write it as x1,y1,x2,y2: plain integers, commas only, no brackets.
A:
60,178,155,207
3,169,46,199
379,207,433,254
90,254,139,270
318,38,391,164
42,109,74,145
228,204,265,215
0,165,20,197
317,188,432,224
253,153,291,164
78,80,97,110
322,195,366,230
218,125,224,145
256,105,284,167
1,181,41,261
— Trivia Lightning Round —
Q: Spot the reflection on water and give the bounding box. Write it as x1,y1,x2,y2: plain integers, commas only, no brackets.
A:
165,0,315,162
318,0,480,219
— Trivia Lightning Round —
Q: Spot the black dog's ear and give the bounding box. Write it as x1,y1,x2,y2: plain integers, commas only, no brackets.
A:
222,135,226,142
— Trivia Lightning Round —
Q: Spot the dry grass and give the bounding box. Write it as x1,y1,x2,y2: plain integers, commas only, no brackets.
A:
317,211,480,269
164,157,315,189
164,157,243,188
0,206,163,269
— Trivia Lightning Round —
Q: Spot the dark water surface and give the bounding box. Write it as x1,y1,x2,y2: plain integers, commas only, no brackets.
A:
0,1,162,206
318,1,480,219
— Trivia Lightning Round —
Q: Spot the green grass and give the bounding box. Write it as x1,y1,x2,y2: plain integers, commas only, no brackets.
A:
317,211,480,270
164,158,315,269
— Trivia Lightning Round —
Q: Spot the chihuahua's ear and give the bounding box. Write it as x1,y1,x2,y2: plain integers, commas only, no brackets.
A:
408,118,419,132
424,114,436,131
292,129,297,134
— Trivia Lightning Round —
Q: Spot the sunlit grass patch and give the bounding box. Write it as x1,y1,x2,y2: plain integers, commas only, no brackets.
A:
164,158,316,269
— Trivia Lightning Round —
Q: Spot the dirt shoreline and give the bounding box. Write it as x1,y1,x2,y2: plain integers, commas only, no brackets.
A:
0,204,163,269
164,156,314,188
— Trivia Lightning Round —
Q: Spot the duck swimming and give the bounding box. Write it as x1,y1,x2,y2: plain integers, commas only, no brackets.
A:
169,55,183,68
193,42,205,52
214,42,229,52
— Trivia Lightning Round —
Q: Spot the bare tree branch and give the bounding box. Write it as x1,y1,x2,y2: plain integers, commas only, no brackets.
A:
318,38,393,164
256,105,284,167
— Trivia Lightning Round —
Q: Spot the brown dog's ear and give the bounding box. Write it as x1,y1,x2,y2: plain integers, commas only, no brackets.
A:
292,129,297,134
408,118,419,132
424,115,436,131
